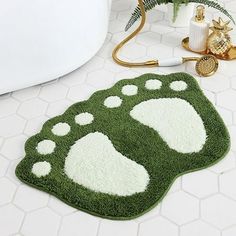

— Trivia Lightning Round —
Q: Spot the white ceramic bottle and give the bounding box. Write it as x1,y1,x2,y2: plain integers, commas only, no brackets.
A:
189,5,209,52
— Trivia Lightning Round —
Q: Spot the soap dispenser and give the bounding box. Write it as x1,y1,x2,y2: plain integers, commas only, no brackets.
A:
189,5,209,52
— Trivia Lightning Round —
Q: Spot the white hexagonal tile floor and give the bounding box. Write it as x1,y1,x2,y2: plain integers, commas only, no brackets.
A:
21,208,61,236
0,0,236,235
161,191,199,225
180,220,220,236
14,185,49,212
139,216,178,236
182,170,218,198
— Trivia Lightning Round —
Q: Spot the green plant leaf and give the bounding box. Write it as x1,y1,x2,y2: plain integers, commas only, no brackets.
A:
125,0,170,31
125,0,235,31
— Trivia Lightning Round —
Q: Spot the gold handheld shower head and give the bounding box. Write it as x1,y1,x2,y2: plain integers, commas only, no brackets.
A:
112,0,219,77
195,55,219,77
153,54,218,77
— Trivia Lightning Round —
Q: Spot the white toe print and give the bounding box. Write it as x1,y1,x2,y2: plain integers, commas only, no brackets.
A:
32,161,51,177
104,96,122,108
122,85,138,96
145,79,162,90
36,140,56,155
170,81,187,91
75,112,94,125
52,122,70,136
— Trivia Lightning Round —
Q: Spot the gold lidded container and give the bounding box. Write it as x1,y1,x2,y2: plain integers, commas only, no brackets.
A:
207,17,232,57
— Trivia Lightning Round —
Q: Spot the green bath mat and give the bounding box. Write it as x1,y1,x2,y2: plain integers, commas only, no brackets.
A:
16,73,230,220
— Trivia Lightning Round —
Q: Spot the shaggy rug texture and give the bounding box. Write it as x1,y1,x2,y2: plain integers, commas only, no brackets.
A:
16,73,230,220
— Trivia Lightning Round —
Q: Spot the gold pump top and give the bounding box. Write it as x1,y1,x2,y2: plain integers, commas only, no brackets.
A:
195,5,205,22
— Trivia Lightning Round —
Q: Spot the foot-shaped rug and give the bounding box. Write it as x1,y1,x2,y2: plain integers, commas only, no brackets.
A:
16,73,230,220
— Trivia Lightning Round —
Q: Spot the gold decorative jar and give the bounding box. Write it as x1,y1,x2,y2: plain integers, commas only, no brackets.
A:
207,17,232,57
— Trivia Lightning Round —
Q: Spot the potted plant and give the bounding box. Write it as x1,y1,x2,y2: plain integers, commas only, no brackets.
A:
125,0,235,30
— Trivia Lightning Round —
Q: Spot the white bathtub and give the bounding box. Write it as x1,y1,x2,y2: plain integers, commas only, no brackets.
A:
0,0,111,94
